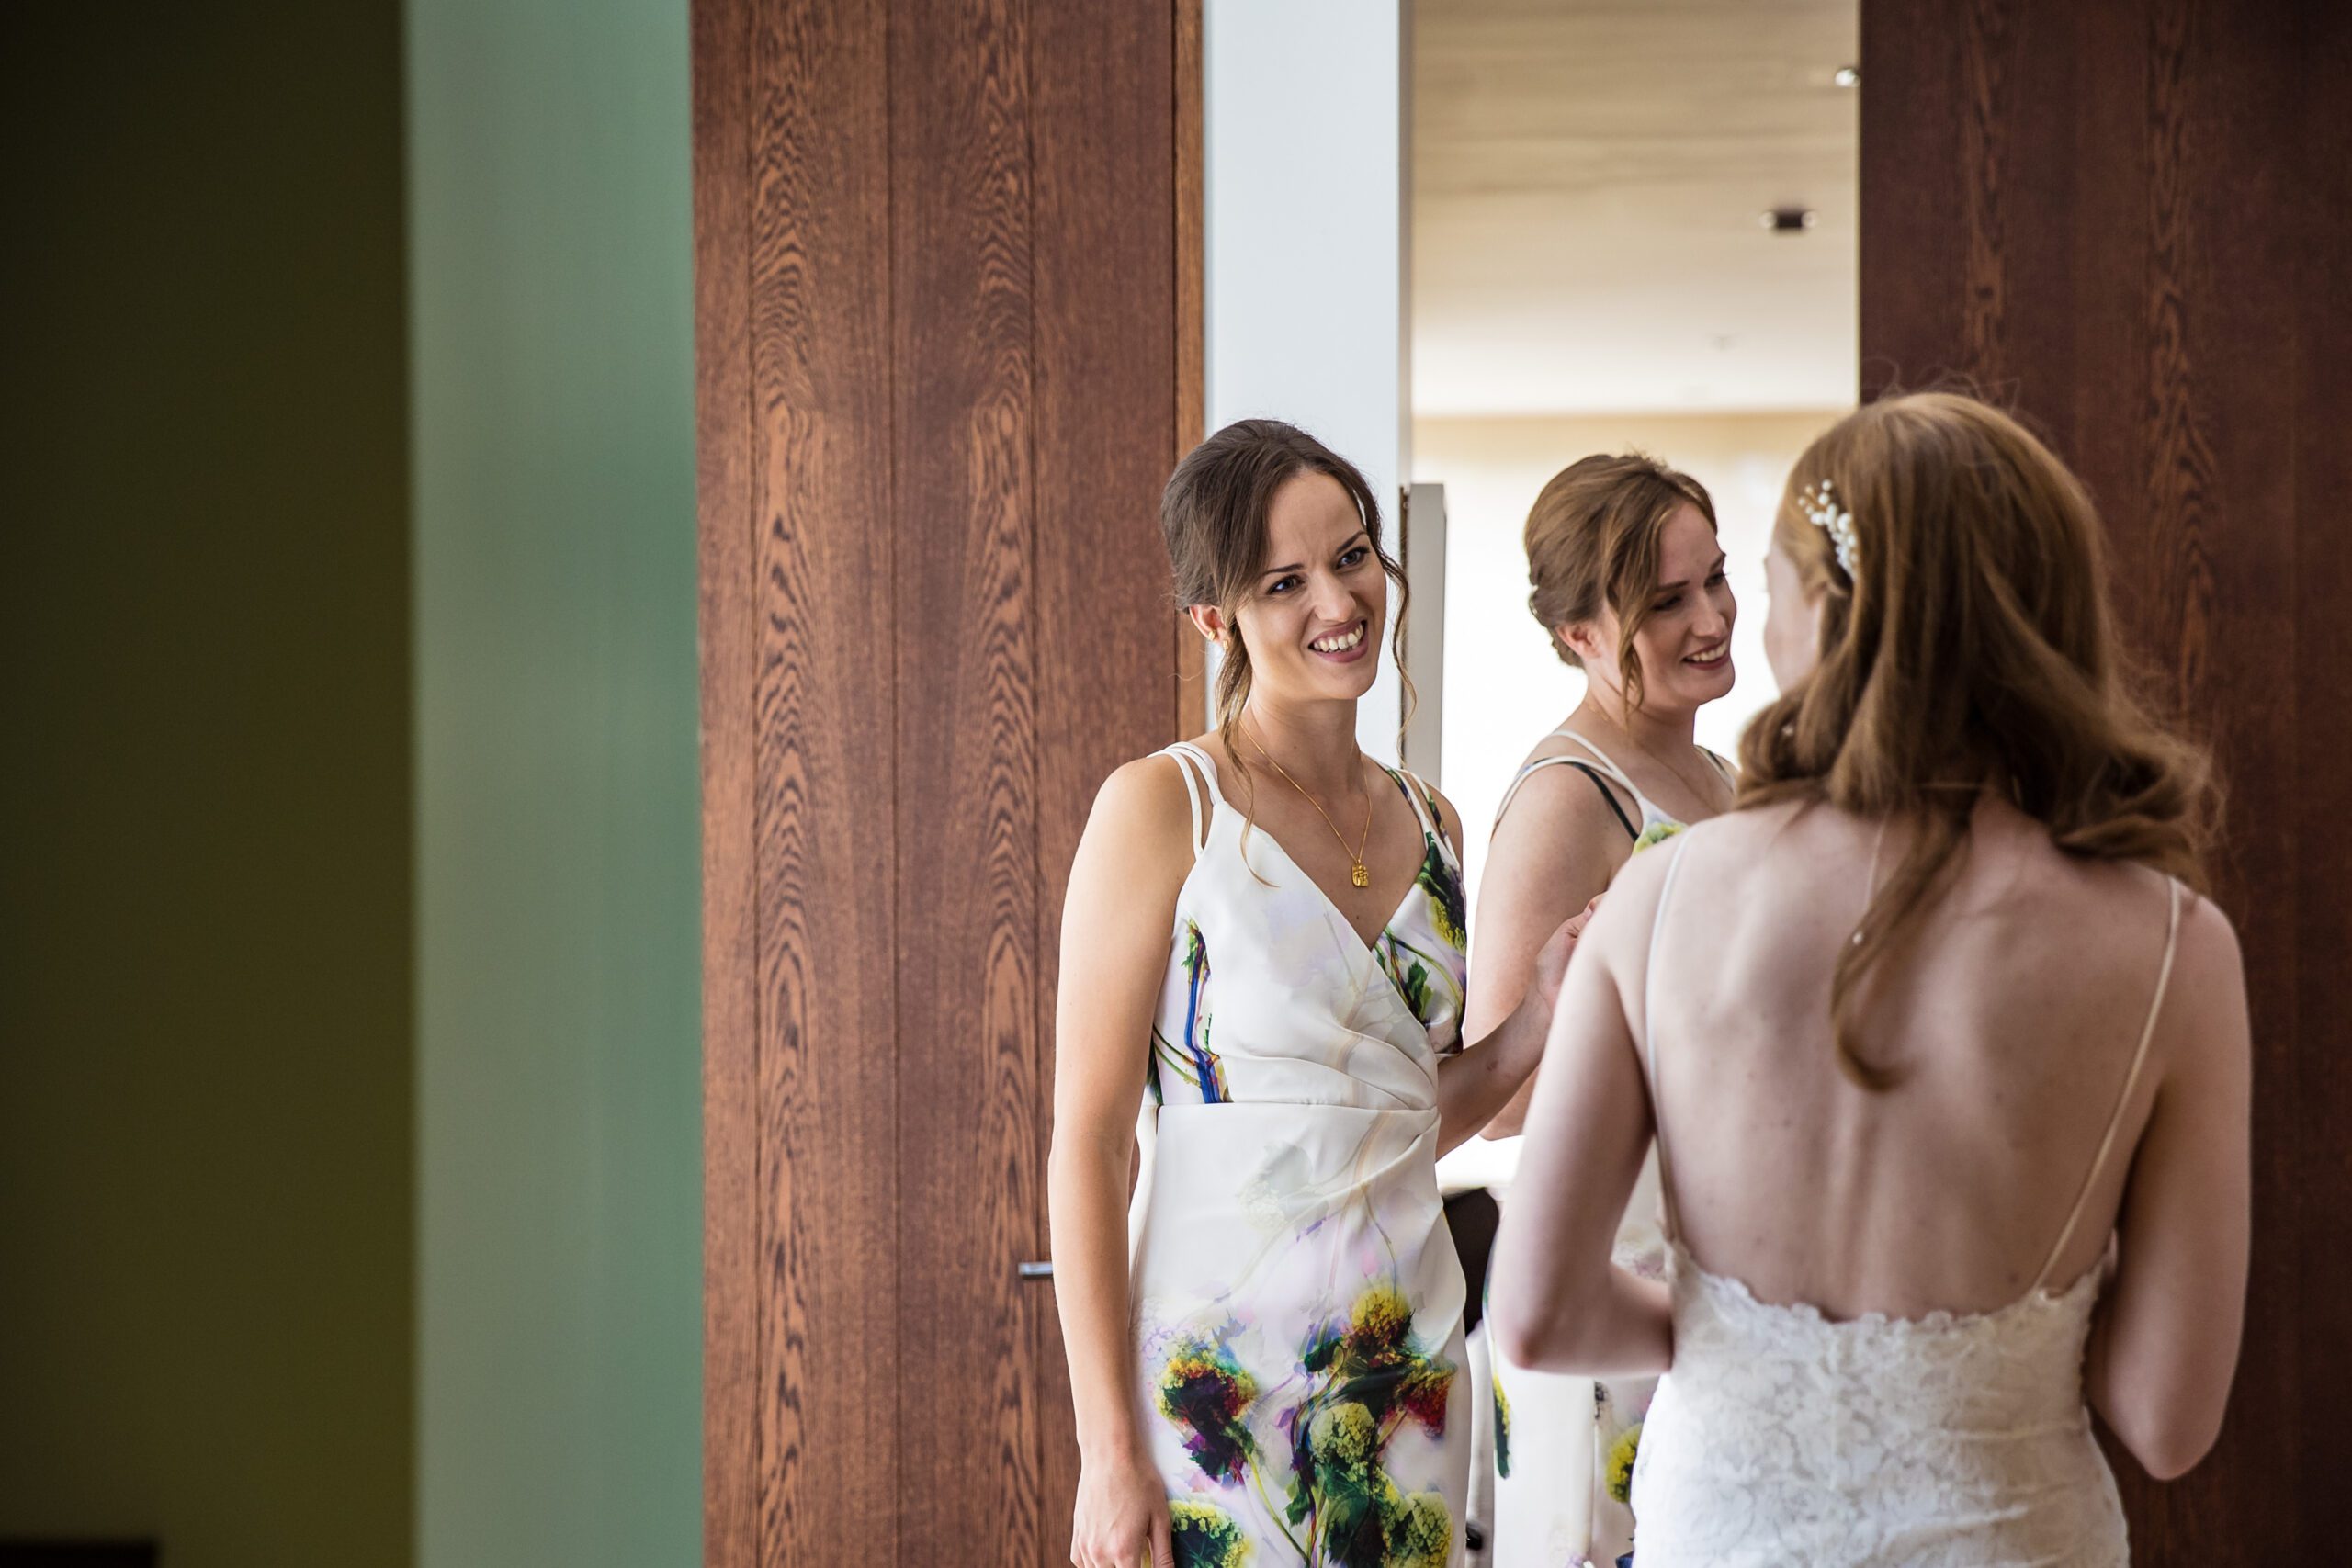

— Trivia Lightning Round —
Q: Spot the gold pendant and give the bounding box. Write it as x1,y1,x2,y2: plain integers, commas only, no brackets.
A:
1351,862,1371,888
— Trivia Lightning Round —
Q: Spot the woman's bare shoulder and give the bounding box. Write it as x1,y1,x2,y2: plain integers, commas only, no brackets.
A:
1670,797,1810,859
2155,879,2248,1052
1090,750,1205,853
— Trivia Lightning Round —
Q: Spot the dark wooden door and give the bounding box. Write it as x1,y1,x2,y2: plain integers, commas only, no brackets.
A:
1860,0,2352,1557
693,0,1203,1561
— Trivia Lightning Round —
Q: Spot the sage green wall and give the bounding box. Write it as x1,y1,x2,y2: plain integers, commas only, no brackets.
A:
406,1,702,1565
0,4,698,1562
0,7,413,1568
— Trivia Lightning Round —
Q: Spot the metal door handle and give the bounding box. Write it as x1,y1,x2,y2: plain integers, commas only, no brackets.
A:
1016,1260,1054,1280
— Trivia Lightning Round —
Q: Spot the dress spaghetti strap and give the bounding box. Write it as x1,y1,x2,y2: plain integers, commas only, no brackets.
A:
1493,728,1650,837
1552,728,1641,790
1159,742,1217,855
1385,765,1446,845
1493,757,1641,838
1643,832,1698,1243
2028,874,2187,1292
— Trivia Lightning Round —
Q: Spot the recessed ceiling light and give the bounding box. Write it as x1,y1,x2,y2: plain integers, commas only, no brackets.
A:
1760,207,1818,232
1834,65,1860,87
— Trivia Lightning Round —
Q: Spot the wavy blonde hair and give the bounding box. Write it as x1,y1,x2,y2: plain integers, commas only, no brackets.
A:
1737,392,2218,1088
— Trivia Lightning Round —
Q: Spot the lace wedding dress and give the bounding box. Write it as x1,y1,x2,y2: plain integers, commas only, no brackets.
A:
1626,839,2182,1567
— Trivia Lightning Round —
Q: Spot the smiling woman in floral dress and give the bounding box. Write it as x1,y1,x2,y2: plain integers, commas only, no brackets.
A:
1048,420,1577,1568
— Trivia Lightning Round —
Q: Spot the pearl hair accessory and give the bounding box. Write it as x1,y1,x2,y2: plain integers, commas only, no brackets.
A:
1804,477,1860,578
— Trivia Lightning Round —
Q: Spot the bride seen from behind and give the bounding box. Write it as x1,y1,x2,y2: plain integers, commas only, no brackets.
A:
1488,391,2250,1566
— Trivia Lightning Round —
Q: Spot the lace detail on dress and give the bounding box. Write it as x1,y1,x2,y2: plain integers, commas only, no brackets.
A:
1630,1243,2128,1566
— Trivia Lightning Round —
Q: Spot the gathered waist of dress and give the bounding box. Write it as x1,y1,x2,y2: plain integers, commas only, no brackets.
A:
1131,1101,1458,1308
1150,1099,1442,1145
1138,1101,1442,1230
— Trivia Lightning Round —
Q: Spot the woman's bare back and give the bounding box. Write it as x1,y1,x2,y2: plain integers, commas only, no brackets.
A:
1646,797,2190,1321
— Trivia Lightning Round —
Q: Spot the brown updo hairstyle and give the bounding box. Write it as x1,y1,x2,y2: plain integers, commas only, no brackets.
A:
1160,419,1408,780
1737,391,2218,1089
1523,453,1719,712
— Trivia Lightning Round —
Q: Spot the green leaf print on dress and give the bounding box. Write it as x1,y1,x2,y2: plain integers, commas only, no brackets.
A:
1374,837,1466,1032
1283,1282,1459,1568
1411,832,1467,953
1393,957,1430,1024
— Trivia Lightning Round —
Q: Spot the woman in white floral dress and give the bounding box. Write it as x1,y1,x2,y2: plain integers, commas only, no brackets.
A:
1467,453,1737,1568
1049,420,1577,1568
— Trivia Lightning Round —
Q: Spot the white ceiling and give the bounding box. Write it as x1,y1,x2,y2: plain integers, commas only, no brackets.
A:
1411,0,1859,416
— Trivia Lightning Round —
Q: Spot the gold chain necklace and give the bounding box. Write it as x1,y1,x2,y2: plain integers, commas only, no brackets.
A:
1246,725,1375,887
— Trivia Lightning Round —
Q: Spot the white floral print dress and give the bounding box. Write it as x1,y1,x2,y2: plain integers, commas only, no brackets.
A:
1131,742,1473,1568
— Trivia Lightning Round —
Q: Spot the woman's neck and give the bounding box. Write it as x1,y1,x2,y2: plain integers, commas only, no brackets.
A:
1238,694,1364,800
1569,684,1700,756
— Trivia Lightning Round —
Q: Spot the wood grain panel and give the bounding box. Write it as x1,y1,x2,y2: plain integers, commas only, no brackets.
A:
690,0,756,1562
1026,0,1182,1551
2288,6,2352,1549
889,0,1046,1561
1173,0,1206,739
1861,0,2352,1556
2115,6,2297,1556
743,0,902,1561
701,1,1193,1556
1854,0,1958,403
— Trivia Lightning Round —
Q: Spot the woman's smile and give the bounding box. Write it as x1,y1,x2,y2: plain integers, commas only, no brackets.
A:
1681,638,1730,672
1307,618,1370,662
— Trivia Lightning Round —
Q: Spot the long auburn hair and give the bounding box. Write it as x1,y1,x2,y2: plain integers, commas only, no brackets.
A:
1159,419,1409,810
1736,392,2217,1089
1523,452,1718,712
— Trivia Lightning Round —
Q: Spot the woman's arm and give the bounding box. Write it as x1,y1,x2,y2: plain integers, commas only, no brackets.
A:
2084,892,2251,1481
1425,783,1583,1154
1047,756,1197,1568
1434,915,1580,1155
1464,766,1625,1137
1487,841,1677,1377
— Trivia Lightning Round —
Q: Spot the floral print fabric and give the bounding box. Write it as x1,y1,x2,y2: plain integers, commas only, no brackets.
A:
1133,746,1473,1566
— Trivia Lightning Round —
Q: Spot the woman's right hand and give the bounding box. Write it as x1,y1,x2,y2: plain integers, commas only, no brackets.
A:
1525,894,1603,1021
1070,1450,1173,1568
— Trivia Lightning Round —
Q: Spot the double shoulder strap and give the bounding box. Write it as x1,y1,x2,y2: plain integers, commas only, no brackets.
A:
1160,742,1216,855
1159,741,1444,858
1494,728,1734,840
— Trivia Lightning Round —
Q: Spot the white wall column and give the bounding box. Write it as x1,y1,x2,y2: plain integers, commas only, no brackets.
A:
1204,0,1408,761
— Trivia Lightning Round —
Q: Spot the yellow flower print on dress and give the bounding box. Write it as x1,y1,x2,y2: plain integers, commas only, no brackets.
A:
1491,1369,1513,1478
1604,1419,1644,1504
1284,1280,1460,1566
1167,1497,1250,1568
1631,818,1686,855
